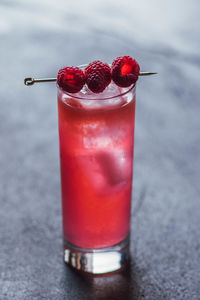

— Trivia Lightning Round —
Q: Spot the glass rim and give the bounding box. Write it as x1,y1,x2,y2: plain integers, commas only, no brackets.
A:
57,64,136,101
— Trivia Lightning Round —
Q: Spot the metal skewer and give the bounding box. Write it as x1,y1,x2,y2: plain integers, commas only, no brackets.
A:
139,72,157,76
24,72,157,86
24,77,57,86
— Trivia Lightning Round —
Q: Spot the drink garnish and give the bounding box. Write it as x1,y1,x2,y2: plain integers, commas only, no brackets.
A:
24,56,157,91
111,56,140,87
84,60,111,93
57,66,85,93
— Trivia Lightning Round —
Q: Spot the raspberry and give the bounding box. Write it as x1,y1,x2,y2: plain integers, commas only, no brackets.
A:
111,56,140,87
85,60,111,93
57,67,85,93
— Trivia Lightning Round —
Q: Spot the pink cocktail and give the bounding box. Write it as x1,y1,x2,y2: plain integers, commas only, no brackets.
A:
24,54,155,274
57,78,136,274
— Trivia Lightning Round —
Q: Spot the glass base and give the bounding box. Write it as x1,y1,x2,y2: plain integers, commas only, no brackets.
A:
63,236,130,275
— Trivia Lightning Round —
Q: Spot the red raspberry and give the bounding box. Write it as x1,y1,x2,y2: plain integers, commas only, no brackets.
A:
85,60,111,93
57,66,85,93
111,56,140,87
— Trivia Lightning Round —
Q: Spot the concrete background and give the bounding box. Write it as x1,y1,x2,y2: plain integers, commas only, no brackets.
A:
0,1,200,299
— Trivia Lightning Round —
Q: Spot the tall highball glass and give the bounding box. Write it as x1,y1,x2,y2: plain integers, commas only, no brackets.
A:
57,71,136,274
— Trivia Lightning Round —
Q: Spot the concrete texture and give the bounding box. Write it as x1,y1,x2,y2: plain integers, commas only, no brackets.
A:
0,1,200,299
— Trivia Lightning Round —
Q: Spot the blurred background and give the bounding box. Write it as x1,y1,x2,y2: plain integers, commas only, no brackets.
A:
0,0,200,299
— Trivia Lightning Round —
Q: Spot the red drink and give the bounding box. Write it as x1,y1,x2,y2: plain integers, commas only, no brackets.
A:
57,80,136,273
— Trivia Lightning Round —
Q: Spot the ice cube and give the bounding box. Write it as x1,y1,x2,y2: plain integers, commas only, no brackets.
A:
96,150,132,186
69,81,129,110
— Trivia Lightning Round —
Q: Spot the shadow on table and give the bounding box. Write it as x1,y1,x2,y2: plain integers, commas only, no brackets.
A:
62,260,142,300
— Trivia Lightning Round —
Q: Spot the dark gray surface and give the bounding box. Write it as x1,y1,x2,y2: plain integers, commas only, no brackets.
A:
1,1,200,299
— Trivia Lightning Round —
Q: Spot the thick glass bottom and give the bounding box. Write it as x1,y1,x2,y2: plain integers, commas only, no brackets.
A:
63,236,130,275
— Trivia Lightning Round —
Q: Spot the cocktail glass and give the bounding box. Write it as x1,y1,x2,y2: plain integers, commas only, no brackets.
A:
57,67,136,274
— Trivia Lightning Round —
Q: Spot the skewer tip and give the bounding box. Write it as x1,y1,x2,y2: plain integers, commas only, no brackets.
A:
139,72,157,76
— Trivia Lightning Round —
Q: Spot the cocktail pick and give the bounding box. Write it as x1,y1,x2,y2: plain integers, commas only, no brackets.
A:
24,77,57,86
24,72,157,86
